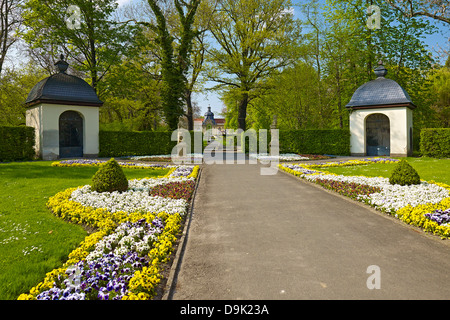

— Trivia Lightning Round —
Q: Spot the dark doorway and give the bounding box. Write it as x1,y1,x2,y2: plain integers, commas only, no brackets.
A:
59,111,83,158
366,113,390,156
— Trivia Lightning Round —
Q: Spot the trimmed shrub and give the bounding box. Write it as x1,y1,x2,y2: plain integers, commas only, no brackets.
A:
389,159,421,186
99,131,203,158
420,128,450,158
237,129,350,155
279,129,351,155
91,158,128,193
0,126,35,162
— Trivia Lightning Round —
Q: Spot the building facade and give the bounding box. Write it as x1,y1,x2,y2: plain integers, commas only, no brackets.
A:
25,55,103,160
346,62,415,157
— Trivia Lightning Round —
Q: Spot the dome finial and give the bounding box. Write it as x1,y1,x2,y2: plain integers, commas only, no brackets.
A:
55,54,69,73
374,60,387,78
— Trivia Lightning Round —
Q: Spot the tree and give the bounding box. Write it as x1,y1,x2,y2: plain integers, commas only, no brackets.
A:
22,0,134,94
322,0,437,128
0,63,46,126
207,0,301,130
429,63,450,127
386,0,449,25
247,62,323,130
145,0,201,131
0,0,23,75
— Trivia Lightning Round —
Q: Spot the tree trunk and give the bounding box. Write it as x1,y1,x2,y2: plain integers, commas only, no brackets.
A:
238,92,249,130
186,89,194,131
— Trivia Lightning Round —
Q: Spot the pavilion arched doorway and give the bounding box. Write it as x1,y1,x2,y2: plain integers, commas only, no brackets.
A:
366,113,390,156
59,111,83,158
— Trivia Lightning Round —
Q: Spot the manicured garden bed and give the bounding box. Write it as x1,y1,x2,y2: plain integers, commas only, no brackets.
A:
0,161,171,300
6,160,199,300
279,158,450,239
322,157,450,185
249,153,333,162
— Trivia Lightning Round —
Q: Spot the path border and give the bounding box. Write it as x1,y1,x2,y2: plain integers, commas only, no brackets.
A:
161,165,203,300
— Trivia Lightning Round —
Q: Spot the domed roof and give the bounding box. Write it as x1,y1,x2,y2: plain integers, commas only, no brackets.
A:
346,62,416,109
203,106,216,125
25,55,103,107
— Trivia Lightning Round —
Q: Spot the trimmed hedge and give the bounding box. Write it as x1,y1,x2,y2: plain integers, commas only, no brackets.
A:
0,126,35,162
279,129,350,156
99,129,351,158
420,128,450,158
99,131,204,157
238,129,350,156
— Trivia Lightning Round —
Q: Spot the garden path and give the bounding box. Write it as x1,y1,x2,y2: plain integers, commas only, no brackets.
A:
166,152,450,299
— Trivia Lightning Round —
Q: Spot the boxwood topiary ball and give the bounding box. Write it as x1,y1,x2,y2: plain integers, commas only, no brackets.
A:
389,159,421,186
91,158,128,193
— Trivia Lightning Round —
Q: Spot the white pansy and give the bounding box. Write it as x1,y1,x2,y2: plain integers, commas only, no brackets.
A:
69,166,195,216
288,165,449,213
70,186,188,216
250,153,310,161
86,221,161,262
359,182,449,213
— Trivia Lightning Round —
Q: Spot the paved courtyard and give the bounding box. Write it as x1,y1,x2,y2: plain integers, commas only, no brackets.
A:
166,153,450,300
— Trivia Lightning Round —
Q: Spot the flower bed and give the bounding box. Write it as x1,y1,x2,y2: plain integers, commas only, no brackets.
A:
279,158,450,238
249,153,333,162
129,154,204,163
149,181,196,201
313,178,382,200
18,164,199,300
52,159,173,169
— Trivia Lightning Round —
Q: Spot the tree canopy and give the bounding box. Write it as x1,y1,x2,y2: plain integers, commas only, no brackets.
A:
0,0,448,132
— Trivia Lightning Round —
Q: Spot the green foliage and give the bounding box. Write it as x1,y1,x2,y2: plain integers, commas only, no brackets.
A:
279,129,350,155
247,62,329,130
321,0,436,129
429,66,450,127
0,126,35,162
208,0,301,130
22,0,135,93
99,131,177,157
0,65,47,126
420,128,450,158
325,157,450,185
91,158,129,193
99,130,203,157
0,161,166,300
146,0,201,130
389,159,421,186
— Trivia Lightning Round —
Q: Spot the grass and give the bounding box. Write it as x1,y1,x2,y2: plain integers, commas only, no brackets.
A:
0,161,169,300
322,157,450,185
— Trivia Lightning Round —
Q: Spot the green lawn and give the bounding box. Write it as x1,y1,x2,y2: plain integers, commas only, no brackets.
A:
323,157,450,185
0,161,169,300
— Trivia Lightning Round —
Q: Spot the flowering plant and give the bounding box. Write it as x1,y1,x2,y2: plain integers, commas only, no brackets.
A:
279,159,450,238
52,159,173,169
18,165,199,300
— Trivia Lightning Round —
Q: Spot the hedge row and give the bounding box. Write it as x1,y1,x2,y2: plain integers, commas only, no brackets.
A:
0,126,35,162
99,131,205,157
100,129,351,157
420,128,450,158
99,131,177,157
279,129,351,155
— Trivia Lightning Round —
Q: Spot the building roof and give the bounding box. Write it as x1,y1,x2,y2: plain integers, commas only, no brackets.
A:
203,106,216,125
25,55,103,107
346,62,416,109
